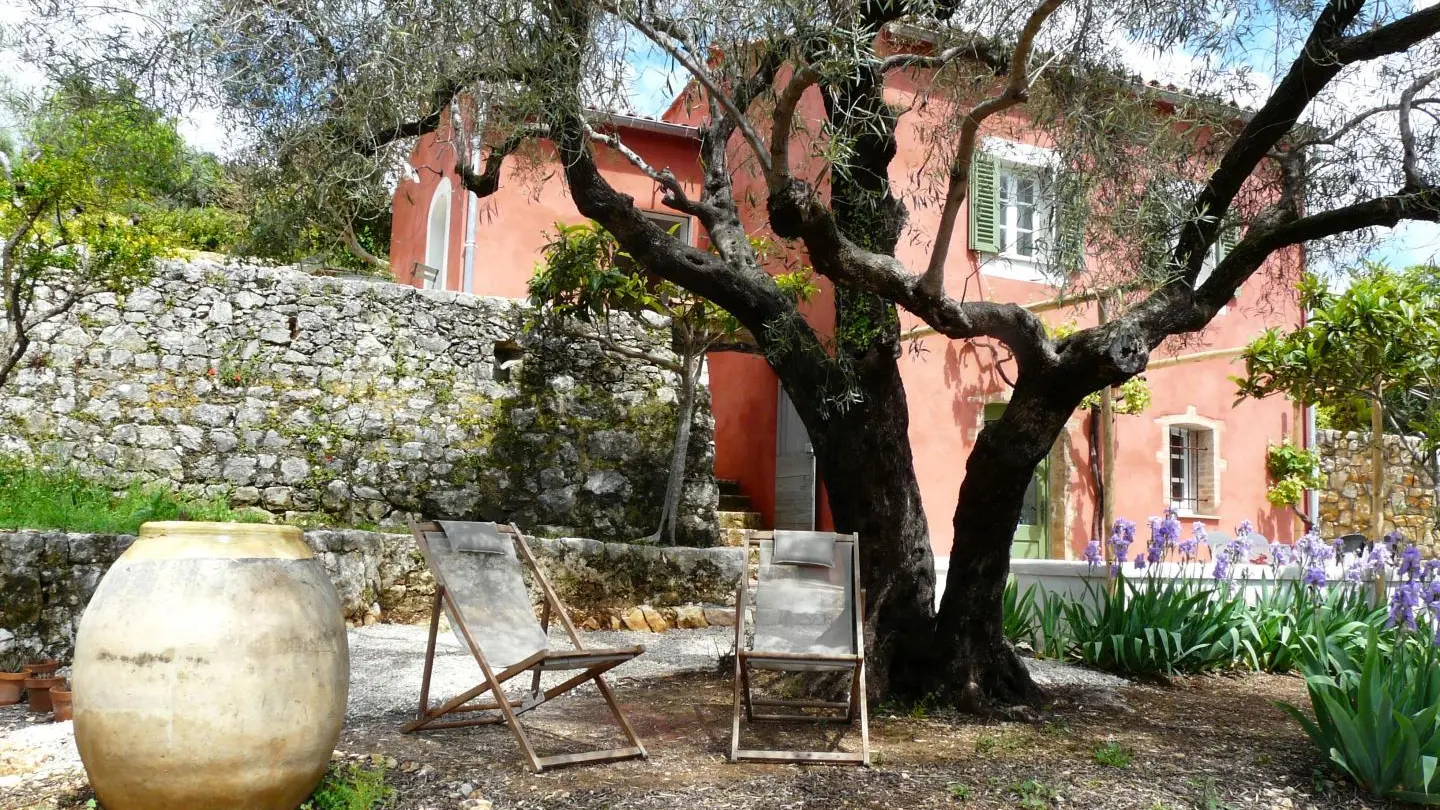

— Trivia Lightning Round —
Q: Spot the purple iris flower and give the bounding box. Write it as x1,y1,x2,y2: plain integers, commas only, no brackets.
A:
1364,545,1390,578
1235,520,1255,538
1399,545,1423,581
1108,518,1136,575
1083,538,1102,567
1424,560,1440,582
1303,565,1327,589
1213,555,1230,581
1391,579,1423,631
1275,544,1294,566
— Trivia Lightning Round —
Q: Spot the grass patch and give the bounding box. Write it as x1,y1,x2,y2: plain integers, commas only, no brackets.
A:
301,760,394,810
1011,779,1058,809
946,781,973,802
0,456,267,534
1092,740,1134,768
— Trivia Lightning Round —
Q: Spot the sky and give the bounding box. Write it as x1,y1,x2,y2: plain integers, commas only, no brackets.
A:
2,1,1437,269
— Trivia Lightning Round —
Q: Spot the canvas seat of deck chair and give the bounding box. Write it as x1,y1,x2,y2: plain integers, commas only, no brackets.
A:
403,520,647,772
731,530,869,765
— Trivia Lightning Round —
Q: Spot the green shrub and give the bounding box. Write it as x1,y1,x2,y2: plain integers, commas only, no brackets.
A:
1239,583,1385,673
1093,740,1134,768
301,761,394,810
1280,625,1440,804
1003,580,1072,659
0,456,265,534
1063,574,1245,677
1003,578,1037,647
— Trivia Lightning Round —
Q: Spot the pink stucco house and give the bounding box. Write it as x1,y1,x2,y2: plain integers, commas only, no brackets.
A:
389,79,1307,560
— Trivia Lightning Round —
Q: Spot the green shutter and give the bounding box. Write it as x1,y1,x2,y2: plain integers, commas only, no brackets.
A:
969,153,1001,254
1052,172,1085,276
1217,226,1240,261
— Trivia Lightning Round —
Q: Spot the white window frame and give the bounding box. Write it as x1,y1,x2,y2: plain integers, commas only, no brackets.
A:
641,210,693,245
997,164,1051,262
978,138,1061,283
423,177,453,291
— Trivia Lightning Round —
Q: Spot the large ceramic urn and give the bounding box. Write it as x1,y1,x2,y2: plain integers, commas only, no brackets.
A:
72,522,349,810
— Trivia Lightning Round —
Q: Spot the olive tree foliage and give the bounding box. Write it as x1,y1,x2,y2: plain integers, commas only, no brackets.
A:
0,80,181,389
24,0,1440,707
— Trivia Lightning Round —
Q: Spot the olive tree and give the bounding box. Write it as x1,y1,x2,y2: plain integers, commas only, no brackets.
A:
0,80,181,389
27,0,1440,709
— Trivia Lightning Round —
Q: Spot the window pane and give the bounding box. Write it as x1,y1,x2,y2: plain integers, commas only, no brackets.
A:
1169,427,1194,509
1016,176,1035,205
1016,203,1034,232
1017,230,1034,256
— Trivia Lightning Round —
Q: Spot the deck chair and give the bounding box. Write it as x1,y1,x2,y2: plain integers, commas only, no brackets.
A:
403,520,647,772
730,530,868,765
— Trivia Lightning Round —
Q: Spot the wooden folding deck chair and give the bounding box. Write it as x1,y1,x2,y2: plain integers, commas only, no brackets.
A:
731,530,869,765
403,520,648,772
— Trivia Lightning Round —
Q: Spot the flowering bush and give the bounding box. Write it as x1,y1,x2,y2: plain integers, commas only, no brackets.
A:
1004,514,1429,681
1003,511,1440,802
1061,573,1247,676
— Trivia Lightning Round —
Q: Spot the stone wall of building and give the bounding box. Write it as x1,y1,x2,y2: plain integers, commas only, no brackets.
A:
0,259,718,544
0,529,743,666
1317,428,1437,550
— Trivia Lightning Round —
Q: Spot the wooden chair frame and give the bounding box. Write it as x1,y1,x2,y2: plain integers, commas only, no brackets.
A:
403,521,648,772
730,531,869,765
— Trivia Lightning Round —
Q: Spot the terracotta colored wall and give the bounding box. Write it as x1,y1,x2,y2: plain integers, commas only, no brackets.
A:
669,66,1305,552
392,127,704,298
389,83,1306,551
709,352,779,525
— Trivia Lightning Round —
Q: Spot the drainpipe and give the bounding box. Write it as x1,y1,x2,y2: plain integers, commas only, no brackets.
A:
1302,296,1320,536
1307,403,1320,530
461,148,480,293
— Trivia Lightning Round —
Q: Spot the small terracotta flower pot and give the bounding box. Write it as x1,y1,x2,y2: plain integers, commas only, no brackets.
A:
22,660,60,677
24,676,64,713
0,672,24,706
49,682,73,722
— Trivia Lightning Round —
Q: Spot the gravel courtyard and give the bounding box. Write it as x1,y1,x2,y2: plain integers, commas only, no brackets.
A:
0,626,1384,810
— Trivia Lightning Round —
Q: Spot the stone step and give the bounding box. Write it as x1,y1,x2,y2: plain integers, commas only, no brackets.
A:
718,493,753,512
717,510,764,530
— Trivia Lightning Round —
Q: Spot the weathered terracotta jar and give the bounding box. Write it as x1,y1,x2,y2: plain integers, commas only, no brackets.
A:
73,522,349,810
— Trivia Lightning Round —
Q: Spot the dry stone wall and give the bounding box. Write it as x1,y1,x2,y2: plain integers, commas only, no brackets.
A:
1317,428,1437,550
0,528,743,665
0,259,718,544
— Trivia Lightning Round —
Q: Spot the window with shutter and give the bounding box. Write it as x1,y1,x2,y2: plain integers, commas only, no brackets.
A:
1196,226,1240,287
1168,424,1217,514
1050,172,1085,275
968,153,1001,254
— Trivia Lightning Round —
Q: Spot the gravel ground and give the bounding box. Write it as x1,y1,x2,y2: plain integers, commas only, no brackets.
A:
0,625,1128,806
1021,655,1129,690
347,624,737,719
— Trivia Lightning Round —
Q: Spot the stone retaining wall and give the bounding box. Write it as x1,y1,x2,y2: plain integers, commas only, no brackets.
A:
0,528,743,666
0,259,718,545
1317,429,1437,551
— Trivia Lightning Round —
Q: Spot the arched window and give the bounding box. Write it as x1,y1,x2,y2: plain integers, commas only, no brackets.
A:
423,178,452,290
